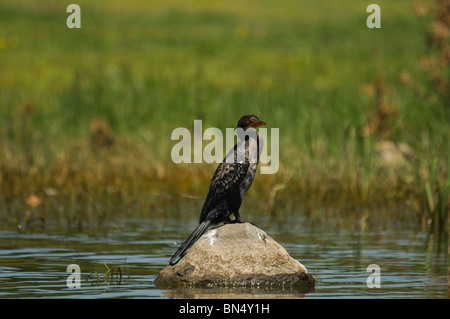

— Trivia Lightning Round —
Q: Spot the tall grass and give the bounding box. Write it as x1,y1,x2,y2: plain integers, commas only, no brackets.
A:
0,0,449,229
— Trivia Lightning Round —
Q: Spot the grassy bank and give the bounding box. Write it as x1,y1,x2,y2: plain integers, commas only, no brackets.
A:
0,0,449,229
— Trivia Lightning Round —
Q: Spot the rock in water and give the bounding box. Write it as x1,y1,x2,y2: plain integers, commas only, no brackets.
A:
155,223,315,292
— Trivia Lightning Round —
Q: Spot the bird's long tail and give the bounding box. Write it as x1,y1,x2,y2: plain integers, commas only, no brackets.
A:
169,219,212,265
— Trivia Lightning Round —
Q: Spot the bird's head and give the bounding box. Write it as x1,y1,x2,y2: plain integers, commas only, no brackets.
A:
237,115,266,131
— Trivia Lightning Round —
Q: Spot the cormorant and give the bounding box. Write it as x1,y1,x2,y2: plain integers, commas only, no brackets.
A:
169,115,266,265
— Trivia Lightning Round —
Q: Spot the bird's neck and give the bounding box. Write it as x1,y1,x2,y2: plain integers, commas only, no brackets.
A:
237,127,257,142
237,128,264,161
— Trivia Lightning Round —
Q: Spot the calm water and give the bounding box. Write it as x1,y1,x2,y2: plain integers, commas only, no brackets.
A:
0,210,448,299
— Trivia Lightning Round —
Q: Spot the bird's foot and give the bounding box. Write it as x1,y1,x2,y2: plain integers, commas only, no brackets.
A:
224,219,240,224
226,218,256,225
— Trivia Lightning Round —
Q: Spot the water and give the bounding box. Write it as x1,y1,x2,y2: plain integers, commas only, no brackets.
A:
0,212,448,299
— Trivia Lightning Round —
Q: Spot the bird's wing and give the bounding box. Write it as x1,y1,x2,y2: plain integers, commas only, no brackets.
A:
199,141,250,222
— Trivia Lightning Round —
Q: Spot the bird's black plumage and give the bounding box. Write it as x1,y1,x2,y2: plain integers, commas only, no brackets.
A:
169,115,265,265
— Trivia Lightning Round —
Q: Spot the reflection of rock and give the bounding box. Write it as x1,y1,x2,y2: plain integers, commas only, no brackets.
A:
155,223,315,294
161,287,310,299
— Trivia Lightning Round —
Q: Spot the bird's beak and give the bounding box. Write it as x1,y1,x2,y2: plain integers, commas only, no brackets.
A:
250,120,266,128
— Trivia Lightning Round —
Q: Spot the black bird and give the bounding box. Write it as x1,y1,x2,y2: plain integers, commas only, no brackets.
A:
169,115,266,265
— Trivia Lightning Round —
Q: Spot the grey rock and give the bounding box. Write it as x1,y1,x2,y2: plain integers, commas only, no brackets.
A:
155,223,315,293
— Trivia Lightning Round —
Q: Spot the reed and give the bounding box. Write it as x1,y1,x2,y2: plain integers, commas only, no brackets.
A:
0,0,449,231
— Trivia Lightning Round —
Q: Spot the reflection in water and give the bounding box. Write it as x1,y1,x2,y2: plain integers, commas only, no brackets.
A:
161,287,309,299
0,208,448,298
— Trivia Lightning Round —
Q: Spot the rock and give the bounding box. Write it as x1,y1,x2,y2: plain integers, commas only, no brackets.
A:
155,223,315,293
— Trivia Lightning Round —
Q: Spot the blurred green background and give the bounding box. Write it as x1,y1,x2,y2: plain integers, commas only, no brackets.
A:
0,0,449,228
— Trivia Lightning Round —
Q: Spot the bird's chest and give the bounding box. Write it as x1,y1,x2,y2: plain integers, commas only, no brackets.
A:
239,163,258,198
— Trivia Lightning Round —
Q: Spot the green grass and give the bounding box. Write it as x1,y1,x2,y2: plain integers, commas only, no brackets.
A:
0,0,449,229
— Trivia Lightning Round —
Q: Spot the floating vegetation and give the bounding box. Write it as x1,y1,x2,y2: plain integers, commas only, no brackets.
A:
87,263,130,286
